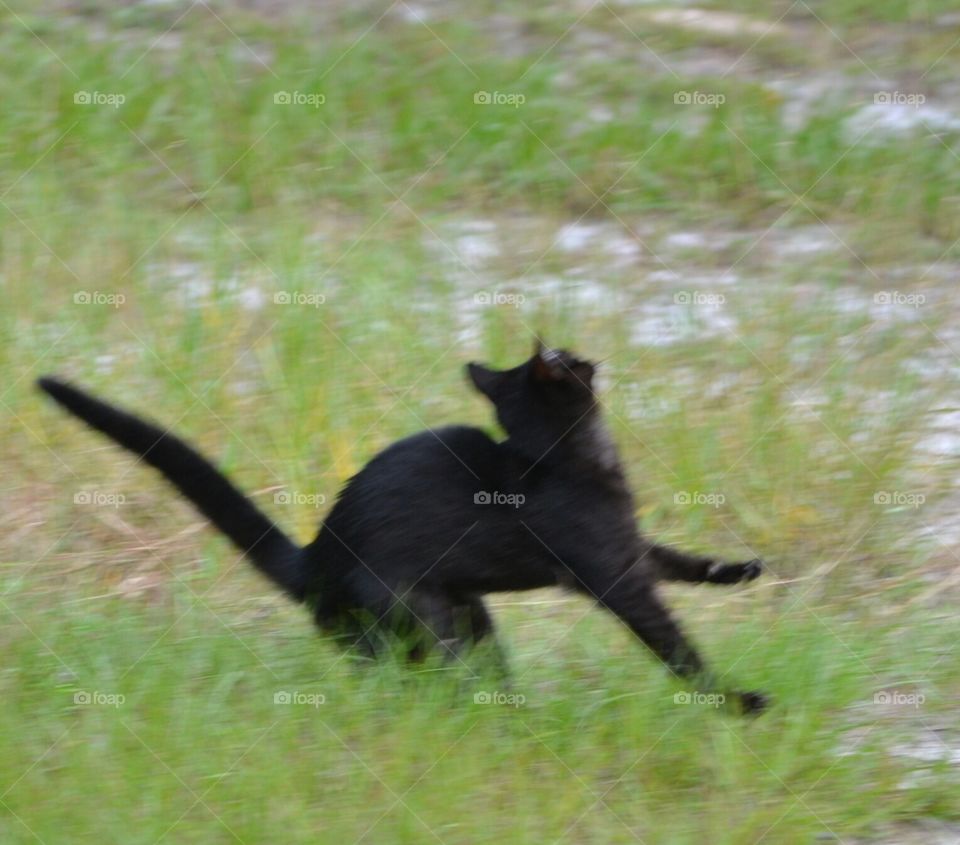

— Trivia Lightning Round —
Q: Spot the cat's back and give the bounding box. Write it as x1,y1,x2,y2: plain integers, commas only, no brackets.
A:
326,425,504,519
314,425,508,565
366,424,500,481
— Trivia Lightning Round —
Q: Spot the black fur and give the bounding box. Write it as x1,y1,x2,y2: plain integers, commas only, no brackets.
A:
38,343,768,714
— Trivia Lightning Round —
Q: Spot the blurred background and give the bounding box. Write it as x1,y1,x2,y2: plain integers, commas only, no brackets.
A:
2,1,960,842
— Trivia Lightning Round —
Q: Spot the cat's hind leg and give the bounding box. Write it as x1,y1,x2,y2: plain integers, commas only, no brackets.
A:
345,576,501,667
454,594,510,677
403,591,506,671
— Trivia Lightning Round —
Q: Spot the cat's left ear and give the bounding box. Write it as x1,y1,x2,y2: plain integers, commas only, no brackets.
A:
531,348,595,388
530,349,564,383
466,362,502,400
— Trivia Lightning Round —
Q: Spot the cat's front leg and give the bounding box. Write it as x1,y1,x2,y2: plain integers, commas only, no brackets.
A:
573,562,769,715
704,558,763,584
649,544,763,585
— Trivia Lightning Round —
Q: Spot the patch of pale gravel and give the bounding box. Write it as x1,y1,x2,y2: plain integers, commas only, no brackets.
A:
847,102,960,142
429,215,893,352
628,296,739,348
555,221,642,266
449,220,502,269
641,8,788,38
889,729,960,767
853,821,960,845
144,260,267,311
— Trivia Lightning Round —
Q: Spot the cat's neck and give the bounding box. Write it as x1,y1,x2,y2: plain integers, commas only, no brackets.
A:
505,409,624,477
573,414,622,473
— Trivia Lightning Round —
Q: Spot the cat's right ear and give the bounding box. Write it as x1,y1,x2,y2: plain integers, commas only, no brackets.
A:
466,363,501,401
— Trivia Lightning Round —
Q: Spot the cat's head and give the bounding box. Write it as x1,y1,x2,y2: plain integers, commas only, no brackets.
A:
466,341,597,436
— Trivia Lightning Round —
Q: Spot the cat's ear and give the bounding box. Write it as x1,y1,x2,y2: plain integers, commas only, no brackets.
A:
531,350,563,383
466,363,502,400
531,348,596,388
533,337,546,358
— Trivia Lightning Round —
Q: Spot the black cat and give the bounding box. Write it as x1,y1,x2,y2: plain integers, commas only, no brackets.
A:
38,343,768,713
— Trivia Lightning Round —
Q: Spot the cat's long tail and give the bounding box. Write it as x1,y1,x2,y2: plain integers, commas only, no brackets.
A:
37,377,308,602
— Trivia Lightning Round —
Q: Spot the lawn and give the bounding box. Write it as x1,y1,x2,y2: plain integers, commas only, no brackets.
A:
2,1,960,842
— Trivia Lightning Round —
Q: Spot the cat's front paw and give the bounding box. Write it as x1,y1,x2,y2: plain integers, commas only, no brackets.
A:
705,558,763,584
736,690,770,716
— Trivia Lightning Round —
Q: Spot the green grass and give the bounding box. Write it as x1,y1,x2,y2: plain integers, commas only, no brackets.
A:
3,2,960,842
1,591,957,843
